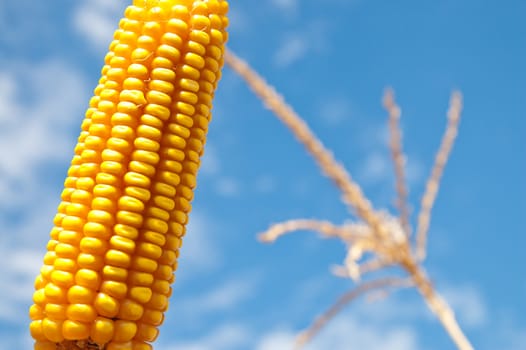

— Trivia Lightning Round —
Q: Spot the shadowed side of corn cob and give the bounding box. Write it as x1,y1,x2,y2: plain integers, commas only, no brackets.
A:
29,1,228,349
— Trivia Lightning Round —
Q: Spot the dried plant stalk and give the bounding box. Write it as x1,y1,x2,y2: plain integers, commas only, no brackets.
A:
294,277,413,350
224,50,390,242
415,92,463,261
331,258,394,279
403,259,474,350
383,88,411,236
225,49,472,350
259,219,363,243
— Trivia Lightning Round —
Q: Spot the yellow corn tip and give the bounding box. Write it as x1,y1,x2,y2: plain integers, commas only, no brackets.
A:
29,0,228,348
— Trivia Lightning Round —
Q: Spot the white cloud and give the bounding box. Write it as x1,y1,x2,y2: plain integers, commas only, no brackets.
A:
273,20,330,68
73,0,126,51
0,60,87,208
178,212,222,273
255,329,296,350
273,34,308,67
161,305,420,350
0,74,17,123
0,248,43,322
254,175,276,194
215,177,241,197
177,277,257,317
356,123,424,187
200,146,221,175
255,313,420,350
162,323,251,350
500,325,526,350
359,152,390,184
317,97,353,125
226,7,251,34
270,0,298,13
0,331,33,350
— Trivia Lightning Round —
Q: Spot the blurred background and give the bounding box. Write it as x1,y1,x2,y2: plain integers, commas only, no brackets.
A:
0,0,524,349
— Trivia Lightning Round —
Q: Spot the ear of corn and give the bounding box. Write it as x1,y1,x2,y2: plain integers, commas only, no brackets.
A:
29,1,228,349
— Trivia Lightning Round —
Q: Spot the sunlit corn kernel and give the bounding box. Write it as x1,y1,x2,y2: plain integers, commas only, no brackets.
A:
29,320,46,341
141,309,164,326
83,222,112,240
94,292,120,318
75,268,101,290
66,304,97,323
129,286,153,304
110,235,137,254
103,265,129,281
80,237,109,255
77,252,105,270
118,195,145,212
136,242,163,260
114,224,139,240
67,285,96,304
118,298,145,320
131,256,158,273
151,280,170,295
141,230,166,246
113,320,138,342
50,270,75,288
116,210,144,227
105,249,132,268
100,280,128,299
135,322,159,342
91,316,115,344
62,319,90,340
44,283,67,303
132,149,161,165
145,293,168,311
128,271,155,287
34,341,56,350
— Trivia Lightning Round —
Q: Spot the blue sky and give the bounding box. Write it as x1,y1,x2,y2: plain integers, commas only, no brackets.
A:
0,0,524,349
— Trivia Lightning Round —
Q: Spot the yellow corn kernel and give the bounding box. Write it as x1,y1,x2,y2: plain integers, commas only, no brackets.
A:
66,304,97,323
29,305,45,321
62,319,90,340
94,293,120,318
118,298,145,320
42,318,64,343
113,320,138,342
29,1,228,348
29,320,46,341
44,304,67,320
135,323,159,342
91,317,115,344
34,341,56,350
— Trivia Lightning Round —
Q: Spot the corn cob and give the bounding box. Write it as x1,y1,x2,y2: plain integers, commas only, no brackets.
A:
28,1,228,349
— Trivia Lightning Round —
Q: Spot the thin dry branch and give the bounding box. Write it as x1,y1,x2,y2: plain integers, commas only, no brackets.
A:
227,49,472,350
294,277,413,350
383,88,411,236
402,259,473,350
358,257,395,275
224,50,390,242
331,257,396,280
258,219,364,243
415,92,463,261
